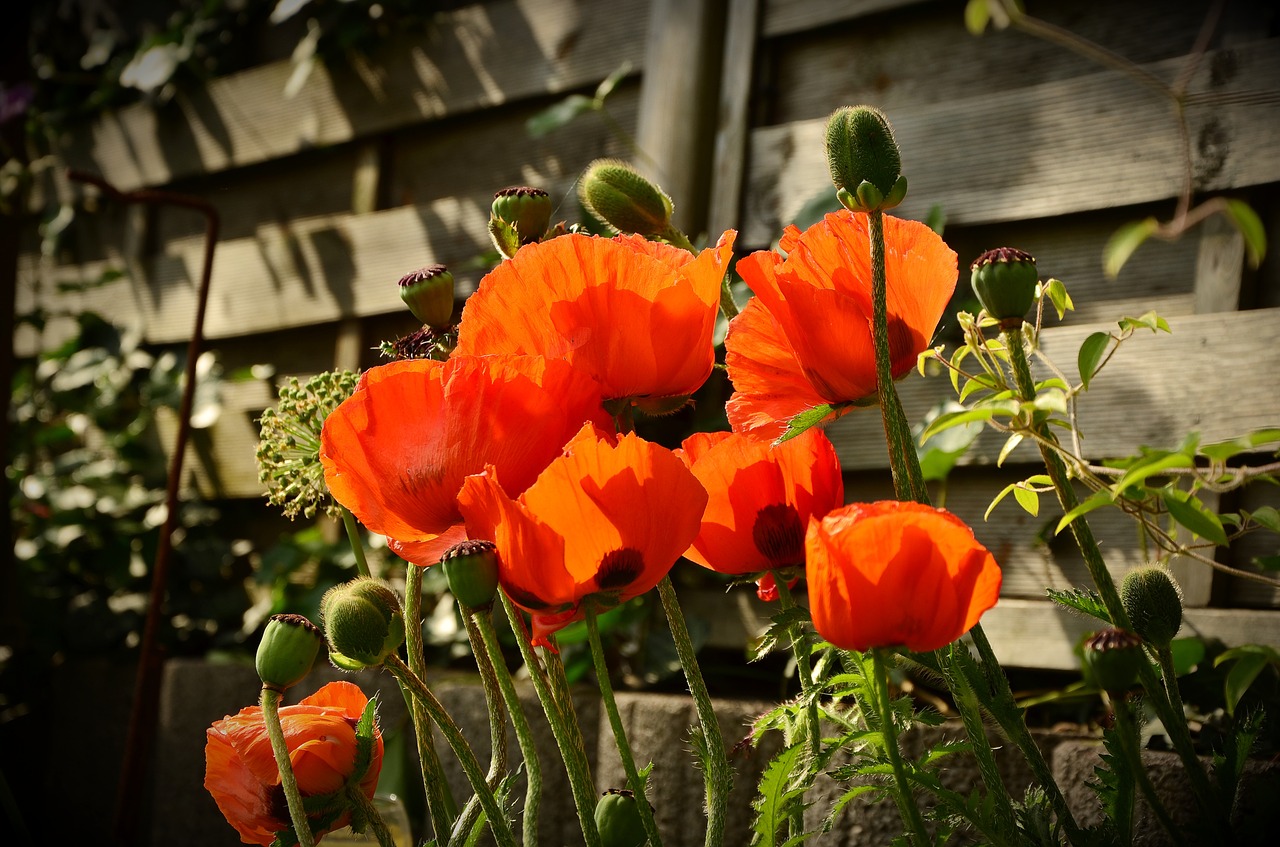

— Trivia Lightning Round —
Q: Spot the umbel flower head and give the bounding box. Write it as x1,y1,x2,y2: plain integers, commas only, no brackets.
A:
677,428,843,576
204,681,383,846
453,230,737,407
257,371,360,520
727,211,956,440
320,354,610,566
806,501,1002,652
458,422,708,647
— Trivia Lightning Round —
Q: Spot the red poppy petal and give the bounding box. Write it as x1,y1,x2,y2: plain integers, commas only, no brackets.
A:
388,525,469,567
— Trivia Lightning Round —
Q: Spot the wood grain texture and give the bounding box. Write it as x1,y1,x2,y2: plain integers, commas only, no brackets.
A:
761,0,922,37
58,0,648,192
741,40,1280,245
706,0,760,238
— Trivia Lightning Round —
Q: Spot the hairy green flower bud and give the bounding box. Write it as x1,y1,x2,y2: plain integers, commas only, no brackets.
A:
1121,567,1183,647
322,578,405,670
440,539,501,611
579,159,673,237
398,264,455,329
826,106,906,212
595,789,647,847
1082,628,1145,693
256,613,323,691
492,186,553,245
971,247,1039,326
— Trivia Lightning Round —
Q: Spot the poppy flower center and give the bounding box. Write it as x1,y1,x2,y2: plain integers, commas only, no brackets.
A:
596,547,646,590
752,503,805,567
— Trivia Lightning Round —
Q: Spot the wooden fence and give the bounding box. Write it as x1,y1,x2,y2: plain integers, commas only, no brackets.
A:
16,0,1280,667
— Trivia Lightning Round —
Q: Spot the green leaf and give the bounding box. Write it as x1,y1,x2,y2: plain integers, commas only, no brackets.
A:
1162,489,1229,546
1249,506,1280,532
752,745,809,847
925,203,947,235
1117,310,1171,334
997,433,1024,466
1046,588,1111,624
985,483,1017,520
1077,332,1111,390
959,373,998,402
1201,428,1280,461
822,785,882,833
526,94,596,138
1041,279,1074,320
964,0,991,34
775,404,840,444
1112,452,1193,494
594,61,633,102
1055,489,1114,534
1255,555,1280,572
1223,653,1269,716
1104,217,1159,278
789,189,844,233
919,402,1018,442
1013,484,1039,516
1169,637,1206,676
915,401,983,482
1224,199,1267,269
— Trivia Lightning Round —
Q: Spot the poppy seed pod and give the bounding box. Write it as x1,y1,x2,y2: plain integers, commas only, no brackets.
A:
825,106,907,212
970,247,1039,325
1082,628,1145,693
595,789,648,847
255,613,323,691
321,578,405,670
492,186,552,244
440,539,501,611
1120,567,1183,647
398,264,455,329
579,159,673,237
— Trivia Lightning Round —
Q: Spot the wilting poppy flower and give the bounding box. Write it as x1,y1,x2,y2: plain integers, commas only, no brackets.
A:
454,230,737,406
320,355,610,566
204,681,383,845
807,501,1001,652
727,211,956,440
677,428,843,577
458,422,708,647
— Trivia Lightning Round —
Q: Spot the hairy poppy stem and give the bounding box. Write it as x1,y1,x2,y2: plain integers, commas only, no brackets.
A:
450,614,510,846
500,595,603,847
259,687,317,847
340,506,372,578
870,650,931,846
657,577,731,847
344,785,396,847
770,576,820,841
474,611,543,847
402,564,459,840
383,654,519,847
1111,695,1190,847
585,606,665,847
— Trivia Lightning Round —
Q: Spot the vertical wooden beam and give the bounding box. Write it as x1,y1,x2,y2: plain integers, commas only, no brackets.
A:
1192,213,1244,313
706,0,761,240
634,0,727,238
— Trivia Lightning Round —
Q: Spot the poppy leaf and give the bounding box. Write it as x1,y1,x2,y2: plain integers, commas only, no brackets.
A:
1104,217,1159,278
1224,199,1267,269
1055,490,1114,534
822,785,882,834
1161,489,1228,546
1013,484,1039,517
752,745,808,847
1077,332,1111,390
776,404,838,444
1046,588,1111,624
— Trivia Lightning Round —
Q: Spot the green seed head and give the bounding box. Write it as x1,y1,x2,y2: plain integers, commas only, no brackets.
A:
440,539,501,611
1121,567,1183,647
492,186,553,244
398,264,455,329
594,789,648,847
579,159,673,237
256,613,323,691
970,247,1039,325
1081,628,1145,693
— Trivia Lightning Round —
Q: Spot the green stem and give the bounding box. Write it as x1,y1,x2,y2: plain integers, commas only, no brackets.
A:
340,507,371,578
585,606,664,847
383,654,518,847
475,612,543,847
661,225,697,253
657,577,730,847
500,594,603,847
260,687,316,847
344,786,397,847
449,615,510,847
868,210,929,505
402,564,458,840
718,272,740,322
1156,645,1189,734
1112,695,1189,847
771,577,821,760
871,650,931,846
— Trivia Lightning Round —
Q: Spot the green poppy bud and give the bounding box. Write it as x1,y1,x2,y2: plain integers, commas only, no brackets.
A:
1120,567,1183,647
579,159,673,237
594,789,648,847
440,539,501,611
321,578,406,670
970,247,1039,326
1081,628,1145,694
492,186,552,245
398,264,455,329
825,106,905,211
256,613,323,691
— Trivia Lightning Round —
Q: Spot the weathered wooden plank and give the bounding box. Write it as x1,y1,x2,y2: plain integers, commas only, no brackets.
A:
1228,483,1280,609
826,308,1280,470
1193,214,1246,313
706,0,760,238
741,40,1280,244
761,0,922,38
58,0,649,192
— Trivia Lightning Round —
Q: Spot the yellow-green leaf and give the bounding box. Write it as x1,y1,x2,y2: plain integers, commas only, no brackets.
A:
1056,490,1114,534
1104,217,1159,278
1013,485,1039,516
1077,331,1110,390
1162,489,1228,547
1224,199,1267,269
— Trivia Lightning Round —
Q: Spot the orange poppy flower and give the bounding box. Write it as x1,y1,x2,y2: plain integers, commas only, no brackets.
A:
320,355,610,566
677,428,843,576
457,422,708,647
806,501,1001,652
453,230,737,405
727,211,956,440
204,681,383,845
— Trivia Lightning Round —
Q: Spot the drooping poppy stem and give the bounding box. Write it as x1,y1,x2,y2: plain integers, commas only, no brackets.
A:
383,654,518,847
1110,694,1190,847
340,506,372,578
259,687,317,847
474,611,543,847
500,595,603,847
402,564,459,839
585,605,665,847
343,785,396,847
656,576,730,847
869,650,931,846
450,615,510,845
